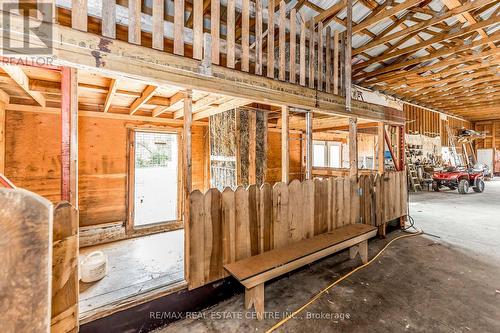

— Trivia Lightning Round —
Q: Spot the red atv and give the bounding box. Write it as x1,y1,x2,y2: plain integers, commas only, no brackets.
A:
432,166,485,194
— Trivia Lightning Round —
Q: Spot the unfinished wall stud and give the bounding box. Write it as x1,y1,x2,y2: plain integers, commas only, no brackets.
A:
281,106,289,183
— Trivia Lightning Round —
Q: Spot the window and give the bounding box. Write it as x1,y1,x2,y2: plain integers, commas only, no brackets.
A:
313,143,326,167
329,145,341,168
313,141,342,168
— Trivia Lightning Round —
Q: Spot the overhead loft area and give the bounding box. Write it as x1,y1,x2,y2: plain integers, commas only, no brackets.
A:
2,0,407,124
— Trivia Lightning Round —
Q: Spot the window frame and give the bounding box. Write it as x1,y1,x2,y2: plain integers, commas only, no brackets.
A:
313,140,342,168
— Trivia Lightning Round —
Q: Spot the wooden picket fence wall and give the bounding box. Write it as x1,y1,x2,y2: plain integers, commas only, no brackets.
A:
55,0,343,94
188,171,407,289
51,202,79,333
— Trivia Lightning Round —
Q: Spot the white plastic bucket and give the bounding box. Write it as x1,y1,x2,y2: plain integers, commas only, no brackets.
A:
80,251,108,283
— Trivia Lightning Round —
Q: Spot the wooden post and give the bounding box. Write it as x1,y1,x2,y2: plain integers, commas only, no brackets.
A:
333,31,339,95
211,0,220,64
267,0,275,78
281,106,289,183
193,0,203,59
317,22,323,91
242,0,250,72
152,0,165,50
289,8,297,84
174,0,184,56
345,0,352,112
183,89,193,281
299,20,306,86
129,0,141,45
399,125,406,230
377,122,385,174
72,0,88,32
278,0,286,81
255,0,263,75
226,0,235,68
0,89,9,175
305,111,313,180
308,20,315,89
102,0,116,38
345,0,355,178
61,67,78,208
349,118,358,177
325,27,331,93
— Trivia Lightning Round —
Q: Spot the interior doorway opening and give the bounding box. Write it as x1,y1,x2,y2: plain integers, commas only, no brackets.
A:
132,131,180,227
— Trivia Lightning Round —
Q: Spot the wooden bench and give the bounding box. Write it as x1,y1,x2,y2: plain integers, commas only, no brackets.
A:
224,223,377,320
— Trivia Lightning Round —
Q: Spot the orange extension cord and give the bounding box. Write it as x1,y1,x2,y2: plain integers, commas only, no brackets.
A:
266,230,423,333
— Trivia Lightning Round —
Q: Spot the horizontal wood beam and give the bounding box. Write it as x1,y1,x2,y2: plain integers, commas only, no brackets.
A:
192,99,249,120
6,104,209,126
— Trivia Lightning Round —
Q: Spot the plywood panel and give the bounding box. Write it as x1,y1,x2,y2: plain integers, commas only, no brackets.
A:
5,111,61,202
5,111,206,228
266,130,302,183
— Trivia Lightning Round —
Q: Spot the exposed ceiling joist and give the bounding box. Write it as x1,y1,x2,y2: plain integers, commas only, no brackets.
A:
129,85,158,115
0,65,46,107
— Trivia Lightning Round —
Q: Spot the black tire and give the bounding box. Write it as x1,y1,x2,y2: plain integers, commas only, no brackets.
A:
473,179,485,193
432,181,440,192
458,179,469,194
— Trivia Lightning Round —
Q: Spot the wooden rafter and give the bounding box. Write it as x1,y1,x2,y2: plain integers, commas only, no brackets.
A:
353,0,426,34
314,0,346,24
354,15,499,71
353,0,498,56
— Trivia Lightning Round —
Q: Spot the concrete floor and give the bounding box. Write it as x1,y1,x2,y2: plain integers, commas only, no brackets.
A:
155,179,500,333
80,230,184,318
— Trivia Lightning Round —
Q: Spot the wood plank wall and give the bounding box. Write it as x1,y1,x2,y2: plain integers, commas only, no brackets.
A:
404,104,441,137
55,1,342,94
4,111,207,227
474,120,500,174
404,104,472,146
188,171,407,289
